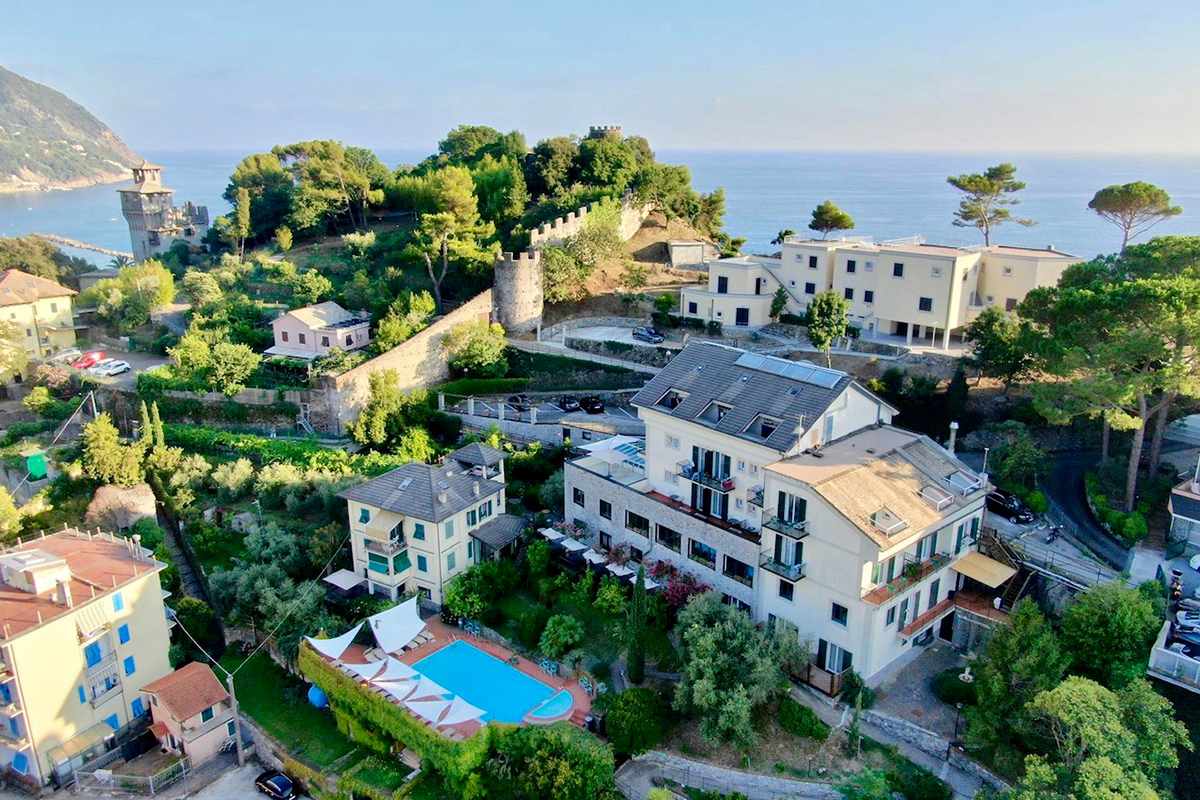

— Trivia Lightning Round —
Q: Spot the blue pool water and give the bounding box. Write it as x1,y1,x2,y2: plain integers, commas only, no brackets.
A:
528,690,574,720
413,641,569,724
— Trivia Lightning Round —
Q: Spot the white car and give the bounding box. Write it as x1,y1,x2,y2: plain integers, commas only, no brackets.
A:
50,347,82,364
91,360,131,377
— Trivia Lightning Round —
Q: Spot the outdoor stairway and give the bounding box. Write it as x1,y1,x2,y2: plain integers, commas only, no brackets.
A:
999,569,1036,612
569,706,591,727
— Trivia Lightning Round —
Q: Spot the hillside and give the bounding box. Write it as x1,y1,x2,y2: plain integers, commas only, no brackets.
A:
0,65,141,192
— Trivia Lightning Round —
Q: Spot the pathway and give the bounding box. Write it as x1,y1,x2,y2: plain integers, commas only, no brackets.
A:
616,752,838,800
159,505,206,600
506,337,660,374
1039,450,1130,571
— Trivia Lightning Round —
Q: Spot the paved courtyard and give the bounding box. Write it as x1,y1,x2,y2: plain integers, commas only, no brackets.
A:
872,643,969,739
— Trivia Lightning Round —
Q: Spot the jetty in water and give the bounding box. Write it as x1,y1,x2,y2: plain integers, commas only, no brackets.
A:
36,234,133,261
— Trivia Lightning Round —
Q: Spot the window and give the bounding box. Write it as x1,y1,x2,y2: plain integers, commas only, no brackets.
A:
50,302,57,313
118,624,130,645
445,520,454,539
808,256,818,269
723,555,754,586
417,555,428,573
846,259,856,273
929,578,941,607
931,266,942,277
717,276,728,294
844,287,854,301
359,508,370,524
227,721,236,737
831,603,849,626
599,500,612,519
24,328,31,338
467,509,477,526
886,606,897,626
447,552,456,571
346,335,353,346
201,707,214,723
599,531,612,549
688,539,717,567
478,500,493,520
918,297,933,312
78,686,86,704
664,470,677,485
631,546,644,563
804,282,816,295
656,524,681,552
298,333,306,344
736,460,746,472
893,262,905,277
572,488,585,507
687,302,697,314
864,290,874,304
795,253,804,262
113,593,124,613
321,336,330,347
85,642,102,667
625,511,650,536
954,523,965,554
865,261,874,271
817,639,853,673
665,434,680,449
778,579,794,601
1003,265,1013,276
123,656,136,676
368,552,388,574
1005,298,1018,312
414,523,425,540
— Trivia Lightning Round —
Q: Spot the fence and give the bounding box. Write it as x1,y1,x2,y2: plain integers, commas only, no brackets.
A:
75,756,190,795
1004,535,1117,589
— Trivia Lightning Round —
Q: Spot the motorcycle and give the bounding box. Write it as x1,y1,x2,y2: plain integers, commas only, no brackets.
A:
1044,525,1062,544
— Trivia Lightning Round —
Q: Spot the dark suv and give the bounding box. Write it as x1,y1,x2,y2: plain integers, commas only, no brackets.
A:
986,488,1035,524
632,326,665,344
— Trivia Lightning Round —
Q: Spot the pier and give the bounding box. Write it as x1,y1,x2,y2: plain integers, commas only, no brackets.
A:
35,234,133,261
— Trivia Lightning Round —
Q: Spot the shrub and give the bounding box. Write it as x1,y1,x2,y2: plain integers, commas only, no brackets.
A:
705,320,722,336
778,697,830,741
930,668,977,707
595,576,628,616
517,605,551,649
539,614,584,659
1024,489,1049,514
885,762,952,800
840,671,877,709
606,688,662,755
128,518,166,551
779,312,807,326
211,458,256,500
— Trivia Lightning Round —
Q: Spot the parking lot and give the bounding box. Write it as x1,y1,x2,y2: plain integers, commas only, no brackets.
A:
55,348,168,390
565,326,681,349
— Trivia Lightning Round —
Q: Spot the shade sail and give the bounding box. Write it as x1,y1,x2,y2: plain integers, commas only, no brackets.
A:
369,598,426,654
561,538,586,552
305,623,362,660
376,680,418,703
405,698,451,724
341,658,385,681
406,675,450,700
951,552,1017,588
323,569,366,592
372,657,419,683
440,696,486,726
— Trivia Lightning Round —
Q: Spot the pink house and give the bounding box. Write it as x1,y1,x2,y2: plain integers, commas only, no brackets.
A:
142,662,235,766
266,301,371,360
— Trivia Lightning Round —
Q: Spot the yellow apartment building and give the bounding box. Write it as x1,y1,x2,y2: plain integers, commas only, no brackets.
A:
0,269,83,380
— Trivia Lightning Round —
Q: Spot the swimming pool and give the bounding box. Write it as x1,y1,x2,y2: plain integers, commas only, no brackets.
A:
413,641,572,724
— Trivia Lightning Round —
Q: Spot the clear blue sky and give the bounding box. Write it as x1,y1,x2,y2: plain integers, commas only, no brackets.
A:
5,0,1199,154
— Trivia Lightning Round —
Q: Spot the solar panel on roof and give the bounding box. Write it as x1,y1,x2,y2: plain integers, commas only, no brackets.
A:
734,351,845,389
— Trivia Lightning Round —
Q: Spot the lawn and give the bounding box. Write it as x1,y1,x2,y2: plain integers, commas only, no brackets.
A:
220,652,355,769
350,756,412,792
506,349,646,392
408,774,455,800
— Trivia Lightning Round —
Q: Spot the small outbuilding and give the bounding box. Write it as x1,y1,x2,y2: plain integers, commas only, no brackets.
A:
142,662,235,766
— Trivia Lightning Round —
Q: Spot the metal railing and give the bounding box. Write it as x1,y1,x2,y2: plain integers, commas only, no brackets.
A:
759,555,806,581
747,486,764,507
676,463,735,493
763,515,809,538
75,756,190,795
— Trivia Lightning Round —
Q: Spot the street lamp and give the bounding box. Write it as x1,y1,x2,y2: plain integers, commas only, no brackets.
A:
946,701,964,760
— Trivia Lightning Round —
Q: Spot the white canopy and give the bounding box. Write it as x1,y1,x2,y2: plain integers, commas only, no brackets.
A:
561,538,587,553
305,623,362,661
323,569,366,592
580,434,640,452
369,598,426,654
341,658,385,681
405,698,451,724
372,657,419,683
406,675,450,700
440,696,487,726
606,563,635,578
376,680,418,703
539,527,565,542
644,577,661,591
583,549,607,565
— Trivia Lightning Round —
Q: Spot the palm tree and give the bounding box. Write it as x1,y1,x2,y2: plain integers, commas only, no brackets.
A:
108,255,132,270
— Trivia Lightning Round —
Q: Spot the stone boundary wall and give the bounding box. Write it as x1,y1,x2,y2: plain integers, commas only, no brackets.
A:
626,751,841,800
454,411,644,446
541,316,646,340
161,386,310,407
862,709,1010,793
564,338,678,368
526,194,651,249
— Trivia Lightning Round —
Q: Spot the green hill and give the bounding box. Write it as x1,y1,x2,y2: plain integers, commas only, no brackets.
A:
0,65,141,192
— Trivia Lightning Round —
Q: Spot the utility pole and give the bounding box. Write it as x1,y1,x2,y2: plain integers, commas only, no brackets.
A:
226,673,245,766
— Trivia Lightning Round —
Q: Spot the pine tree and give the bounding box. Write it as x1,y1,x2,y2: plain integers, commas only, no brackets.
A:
627,565,647,683
945,363,969,422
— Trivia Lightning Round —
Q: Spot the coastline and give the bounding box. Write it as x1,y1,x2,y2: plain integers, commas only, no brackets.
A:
0,171,132,195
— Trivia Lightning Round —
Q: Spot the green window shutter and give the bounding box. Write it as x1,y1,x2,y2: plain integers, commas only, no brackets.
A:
393,551,411,572
367,552,388,574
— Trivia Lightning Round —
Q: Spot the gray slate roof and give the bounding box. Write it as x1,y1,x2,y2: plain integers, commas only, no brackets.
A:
469,514,526,549
630,341,854,453
450,442,507,467
338,462,503,523
1171,487,1200,523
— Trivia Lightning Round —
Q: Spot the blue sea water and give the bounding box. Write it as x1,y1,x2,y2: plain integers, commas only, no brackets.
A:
2,148,1198,265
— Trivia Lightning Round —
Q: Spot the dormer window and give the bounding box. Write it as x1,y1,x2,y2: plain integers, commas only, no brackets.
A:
870,507,908,535
744,414,780,440
657,389,688,410
699,401,731,424
919,485,954,511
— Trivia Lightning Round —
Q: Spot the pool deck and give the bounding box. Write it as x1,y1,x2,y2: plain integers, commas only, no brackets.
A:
332,615,592,740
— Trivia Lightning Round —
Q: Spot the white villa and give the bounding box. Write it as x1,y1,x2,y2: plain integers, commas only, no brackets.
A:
564,341,1015,688
266,301,371,360
680,236,1079,348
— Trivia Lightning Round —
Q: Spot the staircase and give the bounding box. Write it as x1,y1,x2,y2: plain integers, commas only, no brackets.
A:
297,415,315,435
999,570,1036,612
569,706,591,727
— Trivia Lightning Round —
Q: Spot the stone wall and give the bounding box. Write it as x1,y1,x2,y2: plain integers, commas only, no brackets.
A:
541,316,646,340
624,751,841,800
453,410,644,446
862,709,1010,793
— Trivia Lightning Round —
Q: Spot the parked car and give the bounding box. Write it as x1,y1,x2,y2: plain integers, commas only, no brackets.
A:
580,396,605,414
1176,610,1200,627
70,350,106,369
632,326,665,344
558,396,581,412
506,394,533,411
50,347,82,364
985,489,1036,524
92,360,131,377
255,770,295,800
86,358,115,374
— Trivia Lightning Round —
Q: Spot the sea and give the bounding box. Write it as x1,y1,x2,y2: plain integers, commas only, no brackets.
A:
2,148,1199,266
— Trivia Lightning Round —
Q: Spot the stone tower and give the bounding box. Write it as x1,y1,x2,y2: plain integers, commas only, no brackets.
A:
118,162,210,262
493,249,544,335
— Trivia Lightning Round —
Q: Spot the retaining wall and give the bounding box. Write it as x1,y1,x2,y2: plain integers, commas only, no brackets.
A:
541,316,646,341
627,751,840,800
862,709,1010,793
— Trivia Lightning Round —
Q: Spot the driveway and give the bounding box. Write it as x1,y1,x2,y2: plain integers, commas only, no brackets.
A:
75,349,170,390
565,326,681,349
169,762,308,800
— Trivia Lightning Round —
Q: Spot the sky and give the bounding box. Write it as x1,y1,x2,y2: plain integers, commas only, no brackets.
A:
4,0,1200,155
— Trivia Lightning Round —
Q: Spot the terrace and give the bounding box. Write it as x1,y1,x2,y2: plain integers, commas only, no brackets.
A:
862,552,953,605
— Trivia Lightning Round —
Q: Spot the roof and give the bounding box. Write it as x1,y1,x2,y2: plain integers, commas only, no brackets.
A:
142,662,229,722
118,183,174,195
767,426,985,549
469,514,525,549
0,269,76,306
449,443,507,468
631,342,856,453
983,245,1080,260
279,301,363,330
1170,479,1200,523
0,529,162,641
338,462,504,523
84,483,156,530
879,242,974,258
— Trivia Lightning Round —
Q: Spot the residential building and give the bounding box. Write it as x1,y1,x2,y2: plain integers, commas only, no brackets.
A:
337,443,524,604
564,342,1008,686
118,162,210,263
679,236,1079,348
265,301,371,360
0,269,82,376
142,662,234,765
1168,475,1200,551
0,529,172,786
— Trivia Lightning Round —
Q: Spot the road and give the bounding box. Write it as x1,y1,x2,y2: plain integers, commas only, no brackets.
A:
1039,449,1130,571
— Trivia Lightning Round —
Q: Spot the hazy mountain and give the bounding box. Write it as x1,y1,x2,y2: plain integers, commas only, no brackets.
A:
0,65,142,192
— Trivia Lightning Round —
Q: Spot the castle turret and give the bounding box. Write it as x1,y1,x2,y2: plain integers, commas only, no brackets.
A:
118,163,210,262
493,249,544,335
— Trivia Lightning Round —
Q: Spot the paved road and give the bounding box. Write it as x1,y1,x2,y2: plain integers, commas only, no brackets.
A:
1039,450,1130,571
566,325,682,349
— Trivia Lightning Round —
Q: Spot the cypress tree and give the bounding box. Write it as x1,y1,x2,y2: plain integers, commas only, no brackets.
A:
150,402,165,449
138,400,152,442
627,565,647,683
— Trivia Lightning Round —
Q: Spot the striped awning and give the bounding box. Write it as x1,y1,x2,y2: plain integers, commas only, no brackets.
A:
952,552,1017,588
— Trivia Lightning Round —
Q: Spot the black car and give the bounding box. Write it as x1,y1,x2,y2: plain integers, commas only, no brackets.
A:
985,489,1036,524
507,394,533,411
580,396,605,414
256,770,295,800
632,326,665,344
558,396,581,412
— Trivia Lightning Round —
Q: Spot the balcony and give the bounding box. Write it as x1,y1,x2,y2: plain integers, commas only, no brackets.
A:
748,486,764,507
676,462,735,493
85,652,117,677
763,515,809,539
0,727,27,747
364,536,408,556
862,552,953,605
760,554,806,581
90,681,122,708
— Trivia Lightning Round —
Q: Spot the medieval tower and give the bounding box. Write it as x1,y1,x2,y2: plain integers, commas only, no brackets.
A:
118,162,210,262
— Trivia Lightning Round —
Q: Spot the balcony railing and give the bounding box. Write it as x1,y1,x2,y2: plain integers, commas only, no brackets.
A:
0,701,21,718
364,537,407,556
862,552,952,605
763,515,809,538
748,486,764,507
84,652,117,677
760,554,807,581
90,682,122,708
0,727,27,746
676,462,735,493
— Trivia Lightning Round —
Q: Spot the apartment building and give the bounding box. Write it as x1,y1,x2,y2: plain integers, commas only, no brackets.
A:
0,269,82,379
0,529,172,786
265,301,371,360
679,237,1079,348
564,342,1010,686
338,443,524,604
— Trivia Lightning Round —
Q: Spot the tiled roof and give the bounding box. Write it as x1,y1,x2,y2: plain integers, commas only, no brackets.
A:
1170,480,1200,523
0,270,75,307
142,662,228,723
282,301,358,330
449,443,507,468
469,514,525,549
338,462,503,523
630,342,855,453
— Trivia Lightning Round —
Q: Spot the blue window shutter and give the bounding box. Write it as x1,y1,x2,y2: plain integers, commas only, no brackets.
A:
0,683,9,704
78,685,87,704
112,593,124,612
132,697,145,717
85,642,102,667
118,624,130,645
104,714,119,731
123,656,136,676
11,753,26,774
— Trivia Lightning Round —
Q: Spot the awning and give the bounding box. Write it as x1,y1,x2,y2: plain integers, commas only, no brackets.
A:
372,657,418,683
305,623,362,661
264,345,318,360
952,552,1017,588
469,514,525,550
366,510,405,542
323,569,366,592
369,598,426,654
440,696,486,726
406,698,451,724
561,538,586,553
607,563,635,578
342,659,385,681
539,527,565,542
583,549,607,565
47,722,114,763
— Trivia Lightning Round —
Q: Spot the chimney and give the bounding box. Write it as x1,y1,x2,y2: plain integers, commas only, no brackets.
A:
55,579,73,609
1047,244,1055,252
473,482,480,496
947,421,959,455
438,492,448,504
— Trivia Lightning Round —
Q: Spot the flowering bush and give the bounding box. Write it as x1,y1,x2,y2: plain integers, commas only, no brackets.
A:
553,519,589,539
